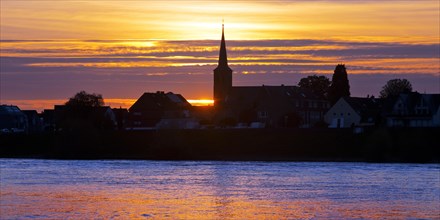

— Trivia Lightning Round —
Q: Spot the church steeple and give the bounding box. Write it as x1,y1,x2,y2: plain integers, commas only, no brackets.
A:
213,22,233,106
217,22,229,68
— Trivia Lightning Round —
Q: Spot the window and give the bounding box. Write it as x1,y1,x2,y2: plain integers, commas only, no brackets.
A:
258,111,268,119
311,112,320,120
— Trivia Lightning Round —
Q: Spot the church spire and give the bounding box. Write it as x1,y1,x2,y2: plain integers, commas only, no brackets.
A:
213,21,232,106
217,21,229,68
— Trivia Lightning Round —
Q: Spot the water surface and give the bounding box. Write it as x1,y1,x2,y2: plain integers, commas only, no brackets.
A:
1,159,439,219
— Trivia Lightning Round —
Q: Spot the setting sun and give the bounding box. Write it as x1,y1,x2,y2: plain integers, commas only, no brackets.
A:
187,99,214,106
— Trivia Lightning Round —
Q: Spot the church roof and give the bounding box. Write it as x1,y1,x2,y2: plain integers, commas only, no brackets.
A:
225,85,325,113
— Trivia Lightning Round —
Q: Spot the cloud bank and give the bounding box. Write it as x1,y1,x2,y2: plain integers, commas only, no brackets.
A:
1,39,438,104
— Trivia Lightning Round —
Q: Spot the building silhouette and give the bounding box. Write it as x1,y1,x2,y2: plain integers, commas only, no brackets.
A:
0,105,28,133
384,92,440,127
213,23,233,107
213,24,330,128
128,91,194,129
325,97,383,128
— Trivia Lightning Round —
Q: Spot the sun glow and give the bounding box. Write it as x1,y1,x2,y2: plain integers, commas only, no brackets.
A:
1,1,438,41
187,99,214,106
123,41,158,47
3,98,214,111
1,0,439,106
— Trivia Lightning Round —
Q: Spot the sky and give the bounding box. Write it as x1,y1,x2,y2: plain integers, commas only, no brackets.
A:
1,0,439,111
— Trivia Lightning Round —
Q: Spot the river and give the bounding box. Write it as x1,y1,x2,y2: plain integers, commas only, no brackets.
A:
1,159,439,219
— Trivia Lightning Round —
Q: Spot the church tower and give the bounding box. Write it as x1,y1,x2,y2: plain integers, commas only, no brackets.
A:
213,23,233,106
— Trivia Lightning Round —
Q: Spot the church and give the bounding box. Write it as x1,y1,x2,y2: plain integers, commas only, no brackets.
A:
213,25,330,128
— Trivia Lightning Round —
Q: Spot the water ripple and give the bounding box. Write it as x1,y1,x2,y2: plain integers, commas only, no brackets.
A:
1,159,439,219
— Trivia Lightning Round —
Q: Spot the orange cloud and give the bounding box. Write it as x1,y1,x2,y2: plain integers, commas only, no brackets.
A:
1,1,438,42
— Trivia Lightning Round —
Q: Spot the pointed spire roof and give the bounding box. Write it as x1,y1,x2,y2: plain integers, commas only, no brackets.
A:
215,22,231,71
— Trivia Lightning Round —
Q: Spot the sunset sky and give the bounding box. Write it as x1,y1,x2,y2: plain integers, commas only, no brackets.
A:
1,0,439,111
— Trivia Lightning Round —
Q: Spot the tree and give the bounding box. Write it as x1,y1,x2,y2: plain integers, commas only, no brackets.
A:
328,64,350,104
298,75,331,99
60,91,113,131
66,91,104,107
379,79,412,98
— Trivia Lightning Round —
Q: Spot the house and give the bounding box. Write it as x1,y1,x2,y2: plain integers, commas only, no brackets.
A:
325,97,383,128
128,91,193,129
212,24,329,128
41,109,55,131
219,85,329,128
191,106,215,128
385,92,440,127
112,107,129,130
22,110,43,133
54,105,117,130
0,105,27,133
156,118,199,129
94,106,117,129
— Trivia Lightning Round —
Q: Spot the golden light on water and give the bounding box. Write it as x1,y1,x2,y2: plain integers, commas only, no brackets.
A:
1,157,439,219
1,176,438,219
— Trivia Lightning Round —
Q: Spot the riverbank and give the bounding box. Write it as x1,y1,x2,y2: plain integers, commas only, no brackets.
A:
1,128,439,162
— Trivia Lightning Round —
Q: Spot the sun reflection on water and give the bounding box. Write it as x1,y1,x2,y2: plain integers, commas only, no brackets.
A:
0,160,439,219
